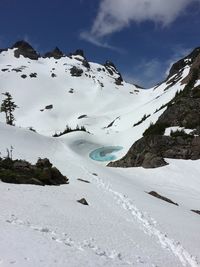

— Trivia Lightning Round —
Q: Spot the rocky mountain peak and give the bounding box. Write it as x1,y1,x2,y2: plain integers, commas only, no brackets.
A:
11,40,34,50
168,46,200,79
11,40,39,60
44,47,64,59
104,60,123,85
104,60,117,70
70,49,85,58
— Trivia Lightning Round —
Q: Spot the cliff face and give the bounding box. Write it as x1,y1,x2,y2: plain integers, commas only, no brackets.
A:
109,49,200,168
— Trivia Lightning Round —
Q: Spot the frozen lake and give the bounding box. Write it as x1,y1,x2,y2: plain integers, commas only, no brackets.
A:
89,146,123,162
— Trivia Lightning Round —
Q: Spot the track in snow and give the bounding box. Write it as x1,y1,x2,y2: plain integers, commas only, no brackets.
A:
89,173,199,267
6,214,135,266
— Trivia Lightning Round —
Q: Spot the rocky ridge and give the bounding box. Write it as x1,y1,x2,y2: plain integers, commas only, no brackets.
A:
109,48,200,168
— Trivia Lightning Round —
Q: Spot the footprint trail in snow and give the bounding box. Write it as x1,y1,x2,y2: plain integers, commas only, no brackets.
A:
89,173,199,267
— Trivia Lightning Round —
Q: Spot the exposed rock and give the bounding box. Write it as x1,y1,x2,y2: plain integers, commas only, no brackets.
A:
28,127,37,132
12,40,39,60
29,178,44,186
45,104,53,110
30,72,37,78
108,135,168,168
78,115,87,119
70,66,83,77
77,198,89,205
82,59,90,69
51,73,57,78
36,158,52,168
77,178,90,183
44,47,64,59
69,49,90,69
148,191,179,206
69,88,74,93
13,160,31,170
167,47,200,79
142,153,167,168
115,75,123,86
104,61,117,72
0,157,68,186
21,74,27,79
71,49,85,58
133,114,151,127
109,133,200,168
158,86,200,130
104,60,123,85
104,116,120,129
191,210,200,215
12,68,22,73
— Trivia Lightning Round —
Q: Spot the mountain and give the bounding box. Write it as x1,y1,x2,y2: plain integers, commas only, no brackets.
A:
109,47,200,168
0,41,200,267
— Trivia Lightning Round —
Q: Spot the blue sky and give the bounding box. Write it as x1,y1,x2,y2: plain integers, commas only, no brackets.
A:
0,0,200,87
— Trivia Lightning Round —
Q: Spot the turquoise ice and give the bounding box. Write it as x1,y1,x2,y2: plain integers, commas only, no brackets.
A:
89,146,123,162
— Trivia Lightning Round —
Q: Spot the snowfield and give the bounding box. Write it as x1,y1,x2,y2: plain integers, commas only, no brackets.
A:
0,48,200,267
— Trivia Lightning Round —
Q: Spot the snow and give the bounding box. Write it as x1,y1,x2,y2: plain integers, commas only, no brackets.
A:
195,80,200,87
0,49,200,267
164,127,194,136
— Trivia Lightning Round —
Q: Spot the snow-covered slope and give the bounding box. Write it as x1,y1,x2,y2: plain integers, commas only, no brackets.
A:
0,42,192,156
0,42,200,267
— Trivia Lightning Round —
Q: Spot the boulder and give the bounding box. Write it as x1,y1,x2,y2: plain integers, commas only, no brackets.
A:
77,198,89,205
45,104,53,110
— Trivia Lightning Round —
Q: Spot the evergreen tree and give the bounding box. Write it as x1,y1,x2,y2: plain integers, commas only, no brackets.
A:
0,92,18,125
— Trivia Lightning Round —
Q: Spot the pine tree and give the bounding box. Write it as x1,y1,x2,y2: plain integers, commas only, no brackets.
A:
0,92,18,125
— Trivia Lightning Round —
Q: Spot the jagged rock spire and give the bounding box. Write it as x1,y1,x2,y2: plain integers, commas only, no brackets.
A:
44,47,64,59
11,40,39,60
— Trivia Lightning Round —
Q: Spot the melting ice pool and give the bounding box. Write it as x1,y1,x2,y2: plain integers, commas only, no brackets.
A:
89,146,123,162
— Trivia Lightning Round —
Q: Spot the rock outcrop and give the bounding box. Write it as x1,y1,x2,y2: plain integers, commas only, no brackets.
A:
70,66,83,77
12,40,39,60
44,47,64,59
104,61,123,85
148,191,179,206
0,157,68,186
167,47,200,79
77,198,89,205
109,51,200,168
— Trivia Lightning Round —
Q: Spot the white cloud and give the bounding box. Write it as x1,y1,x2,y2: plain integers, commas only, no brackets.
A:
80,31,125,53
81,0,200,48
